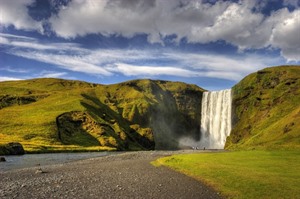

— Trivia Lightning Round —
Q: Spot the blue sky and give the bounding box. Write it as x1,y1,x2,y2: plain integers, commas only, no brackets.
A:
0,0,299,90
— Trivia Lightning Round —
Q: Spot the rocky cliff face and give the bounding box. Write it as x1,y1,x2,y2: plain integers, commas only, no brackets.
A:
77,80,204,150
226,66,300,149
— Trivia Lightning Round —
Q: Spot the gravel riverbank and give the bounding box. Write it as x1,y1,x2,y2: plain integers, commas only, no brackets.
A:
0,150,223,199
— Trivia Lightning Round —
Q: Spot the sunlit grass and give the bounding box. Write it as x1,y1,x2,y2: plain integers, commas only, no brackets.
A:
0,91,85,144
153,150,300,199
24,144,116,153
2,78,196,152
227,66,300,150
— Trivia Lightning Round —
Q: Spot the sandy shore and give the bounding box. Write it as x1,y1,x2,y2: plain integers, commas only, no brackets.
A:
0,151,223,199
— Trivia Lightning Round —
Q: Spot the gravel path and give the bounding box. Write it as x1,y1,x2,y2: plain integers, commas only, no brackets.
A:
0,151,223,199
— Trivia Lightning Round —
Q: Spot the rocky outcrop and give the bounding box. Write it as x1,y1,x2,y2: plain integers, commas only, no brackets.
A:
0,143,25,155
0,94,48,109
56,111,155,150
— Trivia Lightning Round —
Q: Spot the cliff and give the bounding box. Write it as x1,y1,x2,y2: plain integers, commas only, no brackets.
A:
1,65,299,153
226,66,300,149
0,78,204,152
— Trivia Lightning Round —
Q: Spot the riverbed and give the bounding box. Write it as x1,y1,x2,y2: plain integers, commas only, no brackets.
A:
0,152,120,172
0,151,222,199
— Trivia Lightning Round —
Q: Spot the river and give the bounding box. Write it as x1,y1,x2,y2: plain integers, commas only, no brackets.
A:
0,152,120,172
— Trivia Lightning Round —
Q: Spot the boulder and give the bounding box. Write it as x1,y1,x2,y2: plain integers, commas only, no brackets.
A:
7,142,25,155
0,142,25,155
0,157,6,162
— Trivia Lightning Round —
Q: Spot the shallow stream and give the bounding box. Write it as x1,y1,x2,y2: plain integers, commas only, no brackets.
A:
0,152,118,172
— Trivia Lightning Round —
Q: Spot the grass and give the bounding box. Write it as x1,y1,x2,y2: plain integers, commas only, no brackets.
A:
0,77,204,153
227,66,300,150
24,144,116,154
1,66,299,153
153,150,300,199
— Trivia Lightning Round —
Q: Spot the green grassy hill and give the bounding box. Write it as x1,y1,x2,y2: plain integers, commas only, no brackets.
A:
1,65,299,154
226,66,300,150
0,78,204,153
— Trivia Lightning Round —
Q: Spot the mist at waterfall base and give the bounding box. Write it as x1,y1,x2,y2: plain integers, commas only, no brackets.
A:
179,89,232,149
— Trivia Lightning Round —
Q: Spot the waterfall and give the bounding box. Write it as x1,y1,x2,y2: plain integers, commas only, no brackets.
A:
200,89,232,149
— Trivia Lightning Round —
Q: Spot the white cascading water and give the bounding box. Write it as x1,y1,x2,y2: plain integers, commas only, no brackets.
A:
199,89,232,149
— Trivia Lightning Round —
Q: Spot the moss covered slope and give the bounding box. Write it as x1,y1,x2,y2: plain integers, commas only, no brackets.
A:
226,66,300,150
0,78,204,152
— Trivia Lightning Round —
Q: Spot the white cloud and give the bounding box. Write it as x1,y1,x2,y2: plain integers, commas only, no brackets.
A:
0,33,36,41
12,51,112,76
164,51,282,78
269,9,300,61
39,70,68,78
0,0,299,61
0,76,23,82
46,0,300,61
1,33,283,82
0,0,42,32
109,63,197,77
188,2,266,48
0,33,83,51
0,66,29,73
0,33,111,76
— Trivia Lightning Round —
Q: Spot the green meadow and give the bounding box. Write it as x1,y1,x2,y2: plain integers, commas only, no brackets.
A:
153,150,300,199
0,78,115,153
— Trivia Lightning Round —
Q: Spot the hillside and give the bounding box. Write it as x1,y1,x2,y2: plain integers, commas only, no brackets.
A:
1,65,299,154
226,66,300,150
0,78,204,153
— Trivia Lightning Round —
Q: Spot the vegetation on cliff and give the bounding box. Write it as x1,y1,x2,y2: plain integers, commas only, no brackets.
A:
226,66,300,149
0,78,204,153
1,65,299,153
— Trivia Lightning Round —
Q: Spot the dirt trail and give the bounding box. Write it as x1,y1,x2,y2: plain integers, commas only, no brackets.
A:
0,151,223,199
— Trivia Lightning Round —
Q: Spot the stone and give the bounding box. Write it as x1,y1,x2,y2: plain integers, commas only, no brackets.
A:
0,157,6,162
7,142,25,155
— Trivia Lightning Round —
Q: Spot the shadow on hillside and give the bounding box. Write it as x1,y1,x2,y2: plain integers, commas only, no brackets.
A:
80,93,155,150
56,112,101,147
